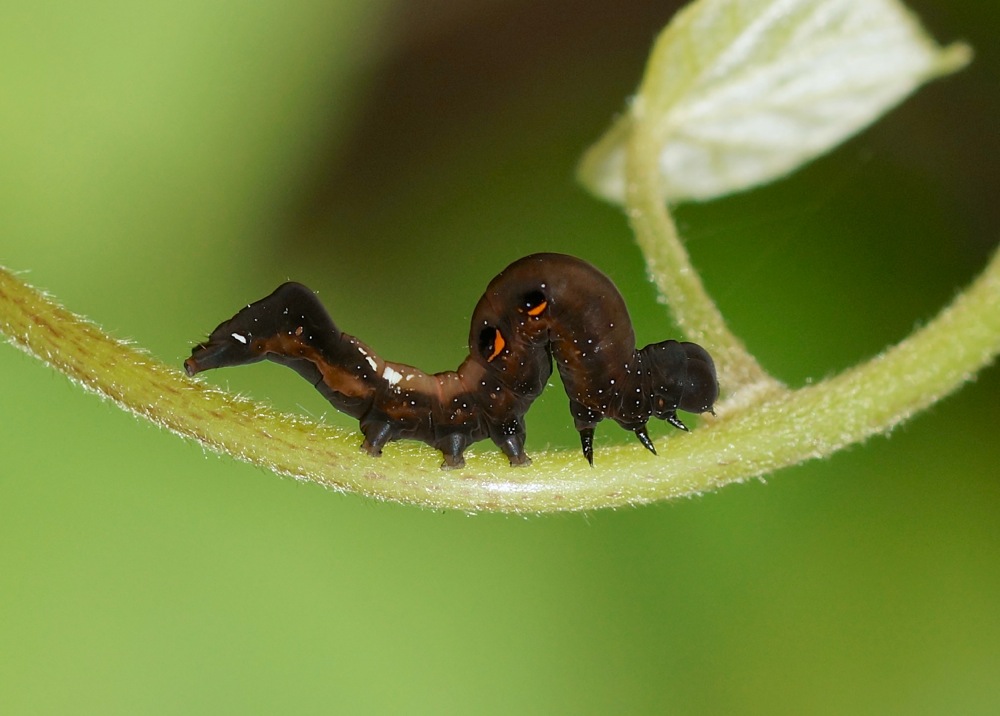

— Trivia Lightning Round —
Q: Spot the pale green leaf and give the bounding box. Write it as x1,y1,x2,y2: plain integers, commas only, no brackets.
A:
579,0,970,204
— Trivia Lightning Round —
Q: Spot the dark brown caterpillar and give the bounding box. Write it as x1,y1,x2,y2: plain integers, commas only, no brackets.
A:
184,253,718,468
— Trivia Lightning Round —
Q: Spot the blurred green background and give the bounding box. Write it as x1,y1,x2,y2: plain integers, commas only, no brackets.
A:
2,1,998,713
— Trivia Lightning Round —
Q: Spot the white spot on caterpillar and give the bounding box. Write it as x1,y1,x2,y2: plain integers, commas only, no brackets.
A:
365,356,378,372
383,365,403,385
231,333,248,344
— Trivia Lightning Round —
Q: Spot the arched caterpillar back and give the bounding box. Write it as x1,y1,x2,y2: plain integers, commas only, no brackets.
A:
184,253,718,468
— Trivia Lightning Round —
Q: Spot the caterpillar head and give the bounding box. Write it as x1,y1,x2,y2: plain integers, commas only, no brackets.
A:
642,340,719,418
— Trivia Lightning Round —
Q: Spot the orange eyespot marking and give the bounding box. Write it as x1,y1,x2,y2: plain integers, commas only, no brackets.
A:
487,329,506,362
527,300,547,316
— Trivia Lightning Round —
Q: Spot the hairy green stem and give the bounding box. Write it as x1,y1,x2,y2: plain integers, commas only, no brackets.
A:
2,251,997,513
624,103,781,397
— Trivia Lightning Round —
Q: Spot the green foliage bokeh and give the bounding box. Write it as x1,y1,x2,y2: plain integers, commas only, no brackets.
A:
2,1,998,713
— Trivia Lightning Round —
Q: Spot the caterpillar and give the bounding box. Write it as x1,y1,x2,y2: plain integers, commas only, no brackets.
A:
184,253,718,468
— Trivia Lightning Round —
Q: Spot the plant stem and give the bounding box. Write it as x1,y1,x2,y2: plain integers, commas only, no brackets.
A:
624,104,781,399
2,251,997,513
